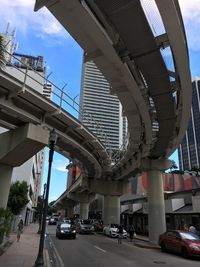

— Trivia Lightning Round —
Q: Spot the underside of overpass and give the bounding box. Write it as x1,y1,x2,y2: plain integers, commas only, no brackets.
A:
0,0,192,244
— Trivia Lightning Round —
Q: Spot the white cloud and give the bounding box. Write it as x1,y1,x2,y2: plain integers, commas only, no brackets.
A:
179,0,200,51
53,159,68,172
0,0,67,39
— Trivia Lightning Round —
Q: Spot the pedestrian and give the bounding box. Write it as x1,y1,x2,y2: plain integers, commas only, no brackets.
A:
128,224,135,242
189,224,197,234
17,218,24,242
183,223,189,231
117,224,123,244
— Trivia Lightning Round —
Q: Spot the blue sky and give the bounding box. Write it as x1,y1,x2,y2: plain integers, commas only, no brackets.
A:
1,0,200,202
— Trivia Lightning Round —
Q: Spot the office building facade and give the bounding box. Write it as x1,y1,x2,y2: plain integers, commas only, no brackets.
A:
79,57,127,152
178,78,200,171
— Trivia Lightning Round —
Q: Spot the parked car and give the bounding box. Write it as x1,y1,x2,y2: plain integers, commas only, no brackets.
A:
56,222,76,239
93,220,104,232
103,224,127,238
48,217,57,225
159,230,200,258
76,219,94,234
62,218,72,224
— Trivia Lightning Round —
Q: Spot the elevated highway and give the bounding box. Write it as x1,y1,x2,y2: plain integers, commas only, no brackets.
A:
0,61,111,179
35,0,191,181
34,0,192,243
0,0,192,243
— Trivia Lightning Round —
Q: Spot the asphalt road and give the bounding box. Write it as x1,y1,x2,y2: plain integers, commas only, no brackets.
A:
46,225,200,267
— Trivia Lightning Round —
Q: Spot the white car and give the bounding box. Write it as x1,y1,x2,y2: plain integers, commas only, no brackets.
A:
103,224,127,238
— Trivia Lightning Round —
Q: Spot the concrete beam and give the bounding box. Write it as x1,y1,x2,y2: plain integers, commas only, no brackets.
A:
67,192,95,204
88,179,126,196
0,123,49,166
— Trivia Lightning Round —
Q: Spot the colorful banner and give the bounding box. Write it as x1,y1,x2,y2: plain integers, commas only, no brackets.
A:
130,173,200,194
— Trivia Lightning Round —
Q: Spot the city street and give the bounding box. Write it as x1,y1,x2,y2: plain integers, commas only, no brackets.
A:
46,225,200,267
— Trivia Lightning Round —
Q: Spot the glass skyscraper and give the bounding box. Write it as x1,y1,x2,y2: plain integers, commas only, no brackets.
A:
178,78,200,170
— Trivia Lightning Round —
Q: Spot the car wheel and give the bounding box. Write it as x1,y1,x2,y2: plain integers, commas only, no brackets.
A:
73,235,76,239
161,242,167,252
181,247,188,258
103,230,106,235
109,231,112,237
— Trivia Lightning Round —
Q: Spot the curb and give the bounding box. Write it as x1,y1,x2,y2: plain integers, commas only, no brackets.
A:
0,235,15,256
134,242,160,249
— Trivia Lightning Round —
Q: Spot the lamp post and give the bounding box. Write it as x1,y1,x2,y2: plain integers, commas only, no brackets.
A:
35,129,57,266
37,183,46,234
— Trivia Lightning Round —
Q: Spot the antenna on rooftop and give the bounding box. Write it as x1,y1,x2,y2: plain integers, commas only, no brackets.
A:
5,22,10,35
12,28,16,38
14,42,19,52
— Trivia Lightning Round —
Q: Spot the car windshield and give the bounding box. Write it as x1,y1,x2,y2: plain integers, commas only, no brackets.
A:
81,220,92,225
60,223,71,229
180,232,200,241
63,219,71,223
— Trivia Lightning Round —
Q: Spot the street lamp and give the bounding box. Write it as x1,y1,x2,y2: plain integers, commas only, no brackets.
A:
35,129,57,266
37,183,47,234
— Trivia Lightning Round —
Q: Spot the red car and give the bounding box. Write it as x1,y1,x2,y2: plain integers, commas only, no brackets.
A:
159,230,200,258
93,221,104,232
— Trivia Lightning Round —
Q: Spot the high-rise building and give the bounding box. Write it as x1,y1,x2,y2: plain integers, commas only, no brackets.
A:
178,78,200,171
79,57,127,152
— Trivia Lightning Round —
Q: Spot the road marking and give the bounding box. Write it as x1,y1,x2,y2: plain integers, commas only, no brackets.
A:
94,246,106,253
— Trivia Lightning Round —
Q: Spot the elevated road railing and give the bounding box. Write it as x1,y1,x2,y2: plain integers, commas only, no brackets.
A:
0,48,112,179
1,48,111,150
0,47,132,166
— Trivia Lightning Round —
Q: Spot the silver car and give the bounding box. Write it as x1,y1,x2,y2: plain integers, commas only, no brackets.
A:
76,219,94,234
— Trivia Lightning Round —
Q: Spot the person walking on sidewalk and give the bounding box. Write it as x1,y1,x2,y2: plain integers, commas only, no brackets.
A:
117,224,124,244
17,219,24,242
128,224,135,242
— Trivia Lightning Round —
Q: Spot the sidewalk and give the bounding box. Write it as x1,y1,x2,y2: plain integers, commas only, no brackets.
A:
132,234,160,249
0,223,49,267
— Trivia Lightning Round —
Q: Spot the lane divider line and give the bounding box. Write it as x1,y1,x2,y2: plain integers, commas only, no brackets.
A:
94,246,106,253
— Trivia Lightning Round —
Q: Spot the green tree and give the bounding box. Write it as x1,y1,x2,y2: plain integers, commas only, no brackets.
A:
7,181,29,215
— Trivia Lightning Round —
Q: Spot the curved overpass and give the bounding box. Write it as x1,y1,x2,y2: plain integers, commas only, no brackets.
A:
0,0,191,183
35,0,191,181
0,64,111,179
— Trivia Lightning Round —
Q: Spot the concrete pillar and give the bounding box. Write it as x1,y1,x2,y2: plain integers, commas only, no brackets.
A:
103,195,120,226
79,202,89,219
142,159,172,244
0,164,13,208
147,169,166,243
66,205,74,218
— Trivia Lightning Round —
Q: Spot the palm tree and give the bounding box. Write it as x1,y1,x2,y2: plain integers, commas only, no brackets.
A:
0,35,5,69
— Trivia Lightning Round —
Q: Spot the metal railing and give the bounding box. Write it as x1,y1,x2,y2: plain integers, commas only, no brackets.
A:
1,47,131,162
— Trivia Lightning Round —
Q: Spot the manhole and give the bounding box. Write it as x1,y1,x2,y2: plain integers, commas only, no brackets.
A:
153,261,166,264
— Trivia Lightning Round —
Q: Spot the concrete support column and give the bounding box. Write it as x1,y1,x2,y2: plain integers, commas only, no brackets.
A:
142,159,172,244
0,164,13,208
79,202,89,219
66,205,74,218
147,169,166,243
103,195,120,226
